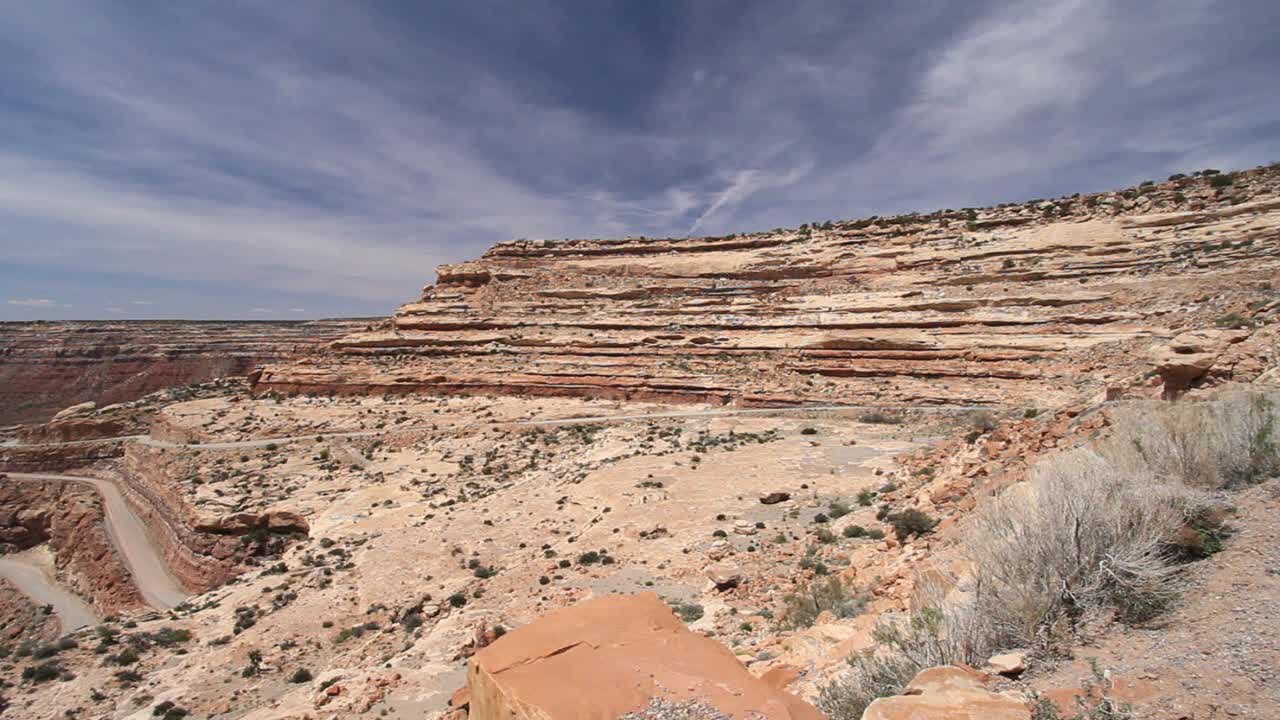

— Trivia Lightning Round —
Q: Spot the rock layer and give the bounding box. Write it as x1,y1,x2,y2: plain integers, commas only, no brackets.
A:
258,168,1280,408
0,319,367,425
118,444,307,591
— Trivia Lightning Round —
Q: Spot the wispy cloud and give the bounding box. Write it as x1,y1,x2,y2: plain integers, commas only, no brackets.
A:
688,164,813,235
8,298,60,307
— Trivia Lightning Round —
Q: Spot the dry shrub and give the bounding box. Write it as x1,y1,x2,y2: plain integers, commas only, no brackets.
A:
965,448,1191,647
1100,391,1278,489
823,390,1278,706
817,603,981,719
816,650,916,719
964,390,1277,647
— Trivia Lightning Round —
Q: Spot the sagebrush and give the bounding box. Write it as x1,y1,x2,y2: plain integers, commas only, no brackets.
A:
821,390,1278,710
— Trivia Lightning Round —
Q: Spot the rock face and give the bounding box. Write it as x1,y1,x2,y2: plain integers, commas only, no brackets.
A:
118,444,306,591
467,592,821,720
257,168,1280,408
863,666,1029,720
1149,328,1250,398
0,478,143,614
0,438,128,473
0,319,366,425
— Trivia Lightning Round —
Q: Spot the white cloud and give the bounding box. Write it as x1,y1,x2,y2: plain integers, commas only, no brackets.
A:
688,164,813,234
1,1,1278,319
8,298,57,307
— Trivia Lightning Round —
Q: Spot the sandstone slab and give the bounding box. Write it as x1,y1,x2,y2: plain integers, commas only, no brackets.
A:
863,666,1029,720
467,593,821,720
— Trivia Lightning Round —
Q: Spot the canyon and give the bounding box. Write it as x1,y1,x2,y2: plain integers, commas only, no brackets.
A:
0,166,1277,720
0,319,369,426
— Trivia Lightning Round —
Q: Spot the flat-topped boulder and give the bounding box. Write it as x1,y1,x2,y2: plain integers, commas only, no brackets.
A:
863,665,1029,720
467,592,821,720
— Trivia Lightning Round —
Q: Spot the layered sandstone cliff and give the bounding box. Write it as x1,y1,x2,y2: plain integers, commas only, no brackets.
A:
0,319,368,425
257,167,1280,408
117,444,309,592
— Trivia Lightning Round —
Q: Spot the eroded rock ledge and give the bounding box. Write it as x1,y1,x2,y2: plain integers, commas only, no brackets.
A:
119,444,308,592
0,319,367,426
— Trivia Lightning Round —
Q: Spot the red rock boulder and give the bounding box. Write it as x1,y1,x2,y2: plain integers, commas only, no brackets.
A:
467,592,821,720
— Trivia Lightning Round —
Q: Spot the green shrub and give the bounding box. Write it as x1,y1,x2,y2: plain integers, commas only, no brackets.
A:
779,576,865,629
31,644,61,660
108,648,140,666
22,661,64,683
242,649,263,678
670,602,704,623
887,509,938,542
289,668,313,683
154,627,191,646
843,525,867,539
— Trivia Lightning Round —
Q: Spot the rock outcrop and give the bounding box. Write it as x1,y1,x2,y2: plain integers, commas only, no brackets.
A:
0,319,366,425
467,592,821,720
258,167,1280,409
862,666,1029,720
116,444,307,591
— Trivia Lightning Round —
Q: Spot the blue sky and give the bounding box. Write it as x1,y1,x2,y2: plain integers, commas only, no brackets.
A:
2,1,1278,320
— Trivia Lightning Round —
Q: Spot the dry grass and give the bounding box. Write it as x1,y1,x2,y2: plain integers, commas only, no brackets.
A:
1100,391,1278,490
